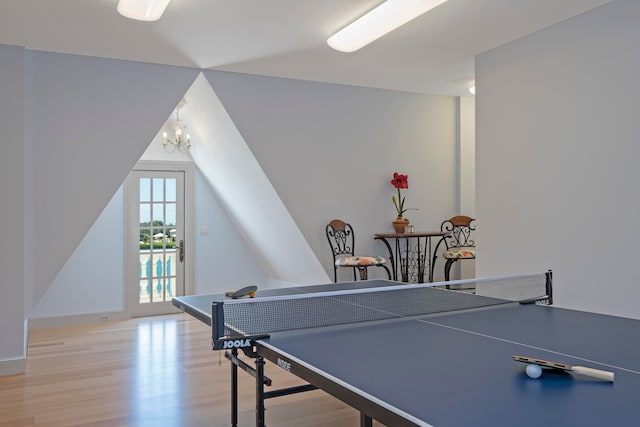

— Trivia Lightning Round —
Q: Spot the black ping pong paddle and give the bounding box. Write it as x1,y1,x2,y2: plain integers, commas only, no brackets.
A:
225,285,258,299
513,355,614,382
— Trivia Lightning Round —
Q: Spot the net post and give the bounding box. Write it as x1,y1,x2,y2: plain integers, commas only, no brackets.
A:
545,270,553,305
212,301,225,350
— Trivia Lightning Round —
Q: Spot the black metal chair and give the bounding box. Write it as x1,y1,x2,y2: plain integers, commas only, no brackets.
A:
440,215,476,281
326,219,391,282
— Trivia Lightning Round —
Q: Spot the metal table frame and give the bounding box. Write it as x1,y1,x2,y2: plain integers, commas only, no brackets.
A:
374,231,448,283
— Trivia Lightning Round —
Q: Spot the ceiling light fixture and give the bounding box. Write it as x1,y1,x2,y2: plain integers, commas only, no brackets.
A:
327,0,449,53
117,0,172,22
163,100,191,153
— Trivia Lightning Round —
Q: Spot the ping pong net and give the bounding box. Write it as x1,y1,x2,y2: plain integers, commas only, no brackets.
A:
211,271,552,350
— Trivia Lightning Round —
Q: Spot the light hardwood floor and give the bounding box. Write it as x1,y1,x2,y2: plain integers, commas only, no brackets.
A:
0,314,382,427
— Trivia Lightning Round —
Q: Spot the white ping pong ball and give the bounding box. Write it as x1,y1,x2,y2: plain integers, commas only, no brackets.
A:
526,364,542,379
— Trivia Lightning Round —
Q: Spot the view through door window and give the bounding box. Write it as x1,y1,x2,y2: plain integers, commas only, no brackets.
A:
138,177,178,304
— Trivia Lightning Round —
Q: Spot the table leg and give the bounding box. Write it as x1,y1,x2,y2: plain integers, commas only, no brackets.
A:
431,235,447,283
400,239,409,282
417,237,424,283
375,237,397,281
360,413,373,427
255,357,266,427
424,236,432,282
231,348,238,427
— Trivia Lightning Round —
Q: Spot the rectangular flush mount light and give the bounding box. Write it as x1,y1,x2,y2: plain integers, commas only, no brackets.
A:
327,0,449,52
117,0,172,22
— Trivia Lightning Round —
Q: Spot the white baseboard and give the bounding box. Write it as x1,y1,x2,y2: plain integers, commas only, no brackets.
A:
0,358,26,376
28,311,125,330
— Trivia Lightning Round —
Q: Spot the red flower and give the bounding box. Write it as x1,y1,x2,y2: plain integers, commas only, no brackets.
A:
390,172,413,216
390,172,409,189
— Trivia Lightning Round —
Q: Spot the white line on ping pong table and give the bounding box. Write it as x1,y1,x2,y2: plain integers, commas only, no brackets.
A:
418,318,640,375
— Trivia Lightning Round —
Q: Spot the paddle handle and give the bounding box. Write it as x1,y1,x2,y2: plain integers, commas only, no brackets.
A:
571,366,614,382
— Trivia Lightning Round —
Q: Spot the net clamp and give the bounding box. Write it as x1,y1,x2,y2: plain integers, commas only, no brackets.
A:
213,334,270,351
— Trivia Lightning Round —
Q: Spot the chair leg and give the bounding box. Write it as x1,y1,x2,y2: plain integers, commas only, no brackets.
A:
444,259,457,282
381,265,391,280
358,266,368,280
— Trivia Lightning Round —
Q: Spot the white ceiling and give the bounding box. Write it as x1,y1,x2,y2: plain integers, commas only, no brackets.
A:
0,0,614,96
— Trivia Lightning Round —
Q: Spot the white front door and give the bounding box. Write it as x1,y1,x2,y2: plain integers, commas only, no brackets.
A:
126,168,187,317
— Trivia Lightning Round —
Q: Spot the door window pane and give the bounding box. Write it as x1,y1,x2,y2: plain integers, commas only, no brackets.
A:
152,253,164,301
139,204,150,224
164,278,173,299
165,179,176,202
139,178,150,202
139,253,151,279
152,203,164,223
165,203,176,228
139,279,151,304
152,178,164,201
152,228,164,248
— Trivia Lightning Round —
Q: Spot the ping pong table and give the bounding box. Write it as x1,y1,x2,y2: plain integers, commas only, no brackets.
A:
172,272,640,426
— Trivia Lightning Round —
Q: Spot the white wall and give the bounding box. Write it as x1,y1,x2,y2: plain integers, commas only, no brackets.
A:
137,118,272,292
453,96,476,280
459,96,476,217
206,71,460,281
30,120,270,321
28,70,467,324
0,44,26,372
476,0,640,319
31,189,125,319
192,73,330,286
2,46,468,373
138,123,271,294
2,49,198,369
25,70,468,323
24,51,199,311
193,170,269,292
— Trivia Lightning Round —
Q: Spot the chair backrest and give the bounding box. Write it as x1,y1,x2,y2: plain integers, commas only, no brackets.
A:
326,219,356,260
440,215,476,250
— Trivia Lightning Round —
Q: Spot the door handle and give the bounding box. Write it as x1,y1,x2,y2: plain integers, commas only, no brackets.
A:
178,239,185,262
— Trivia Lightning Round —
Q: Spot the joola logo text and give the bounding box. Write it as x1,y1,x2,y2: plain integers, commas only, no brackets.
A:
277,358,291,371
222,339,251,349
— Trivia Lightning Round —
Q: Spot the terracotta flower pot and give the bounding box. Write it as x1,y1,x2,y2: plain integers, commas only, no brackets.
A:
393,216,409,233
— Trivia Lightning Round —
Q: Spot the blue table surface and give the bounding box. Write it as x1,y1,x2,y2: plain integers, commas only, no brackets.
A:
174,283,640,427
261,304,640,426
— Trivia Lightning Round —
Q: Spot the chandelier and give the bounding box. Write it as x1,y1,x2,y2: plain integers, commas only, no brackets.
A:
163,100,191,153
